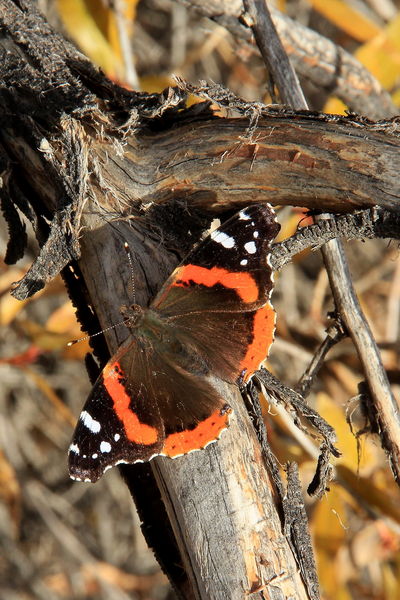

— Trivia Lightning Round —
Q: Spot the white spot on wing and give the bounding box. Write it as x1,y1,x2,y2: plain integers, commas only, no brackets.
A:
239,210,250,220
92,453,98,459
69,443,80,455
244,241,257,254
253,231,259,238
114,433,120,441
80,411,101,433
211,230,235,249
100,441,112,453
240,259,248,266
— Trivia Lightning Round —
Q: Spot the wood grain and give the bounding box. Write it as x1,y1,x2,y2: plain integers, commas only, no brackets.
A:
90,116,400,214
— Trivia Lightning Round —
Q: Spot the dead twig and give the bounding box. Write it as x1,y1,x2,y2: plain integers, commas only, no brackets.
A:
244,0,400,485
177,0,398,118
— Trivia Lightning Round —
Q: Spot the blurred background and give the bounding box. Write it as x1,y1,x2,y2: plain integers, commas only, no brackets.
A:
1,1,400,598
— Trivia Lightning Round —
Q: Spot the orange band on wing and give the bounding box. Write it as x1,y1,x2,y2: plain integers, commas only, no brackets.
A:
240,304,275,382
174,265,259,303
103,362,158,445
162,407,231,457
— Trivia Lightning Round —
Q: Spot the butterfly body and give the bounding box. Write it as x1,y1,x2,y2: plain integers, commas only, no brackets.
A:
69,205,279,482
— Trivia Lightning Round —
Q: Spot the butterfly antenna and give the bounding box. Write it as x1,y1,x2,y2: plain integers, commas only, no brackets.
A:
124,241,136,304
67,320,128,346
68,241,136,347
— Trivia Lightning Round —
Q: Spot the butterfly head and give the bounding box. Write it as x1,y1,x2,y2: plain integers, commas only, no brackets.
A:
120,303,144,330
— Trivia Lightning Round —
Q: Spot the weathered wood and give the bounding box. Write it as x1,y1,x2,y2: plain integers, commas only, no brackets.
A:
5,110,400,300
90,115,400,214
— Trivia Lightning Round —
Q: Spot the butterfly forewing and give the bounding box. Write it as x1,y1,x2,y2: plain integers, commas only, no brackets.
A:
154,205,278,313
153,204,279,382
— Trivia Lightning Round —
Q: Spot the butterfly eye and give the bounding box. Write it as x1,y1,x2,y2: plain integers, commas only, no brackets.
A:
168,339,182,352
120,304,143,328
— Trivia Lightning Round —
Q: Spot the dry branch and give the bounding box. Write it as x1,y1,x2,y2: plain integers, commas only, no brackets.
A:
178,0,398,118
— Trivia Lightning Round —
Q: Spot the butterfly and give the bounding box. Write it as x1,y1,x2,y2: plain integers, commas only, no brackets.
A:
69,204,279,482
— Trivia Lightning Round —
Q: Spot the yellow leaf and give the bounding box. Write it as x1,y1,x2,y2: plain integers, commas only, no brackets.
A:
308,0,381,43
356,13,400,90
337,465,400,523
140,75,175,93
392,88,400,106
0,267,42,326
275,210,302,242
313,485,346,552
46,302,92,359
325,14,400,113
16,319,70,352
85,0,139,59
0,294,29,326
312,485,352,600
317,392,381,476
316,392,358,469
382,560,400,599
324,97,348,116
46,301,81,335
56,0,123,79
0,267,26,293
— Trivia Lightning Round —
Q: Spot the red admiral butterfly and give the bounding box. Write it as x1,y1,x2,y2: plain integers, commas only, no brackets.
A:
69,204,279,482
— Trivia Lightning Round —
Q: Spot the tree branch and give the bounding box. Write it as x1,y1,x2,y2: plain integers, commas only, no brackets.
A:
243,0,400,486
178,0,398,118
